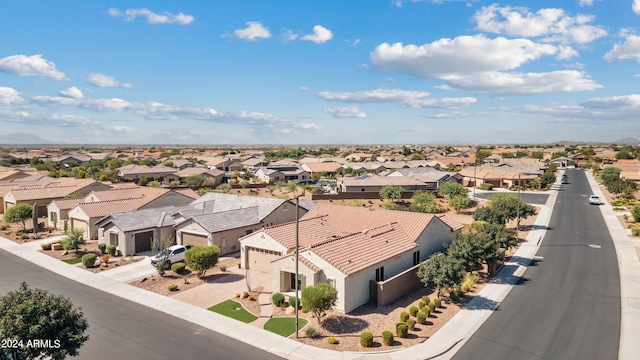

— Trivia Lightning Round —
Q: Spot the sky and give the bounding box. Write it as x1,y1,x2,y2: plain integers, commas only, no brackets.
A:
1,0,640,145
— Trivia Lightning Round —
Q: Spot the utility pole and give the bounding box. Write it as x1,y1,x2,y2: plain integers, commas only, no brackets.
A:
516,173,521,242
294,197,300,338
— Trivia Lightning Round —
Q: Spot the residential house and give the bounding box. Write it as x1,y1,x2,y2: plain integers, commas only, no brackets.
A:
254,166,310,184
337,174,435,192
175,193,314,255
387,167,463,187
240,157,270,170
172,167,225,186
117,164,177,182
239,204,463,313
300,162,344,178
458,163,540,188
343,163,387,175
346,153,377,162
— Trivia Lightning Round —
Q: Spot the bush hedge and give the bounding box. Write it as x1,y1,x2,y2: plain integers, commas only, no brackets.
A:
632,227,640,237
428,302,436,312
289,296,299,309
418,300,426,309
360,332,373,347
382,331,394,346
167,284,178,291
416,312,427,324
106,245,116,256
98,243,107,254
422,306,431,317
326,336,337,344
41,242,52,251
396,322,409,338
409,305,419,317
272,292,285,307
434,298,442,308
421,295,430,303
406,318,416,330
171,262,186,273
82,253,97,268
400,311,410,322
479,183,493,190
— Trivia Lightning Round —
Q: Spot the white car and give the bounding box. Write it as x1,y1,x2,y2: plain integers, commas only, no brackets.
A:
150,245,188,268
588,195,602,205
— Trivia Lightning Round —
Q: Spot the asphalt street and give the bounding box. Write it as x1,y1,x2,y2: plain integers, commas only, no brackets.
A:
453,169,621,360
0,249,284,360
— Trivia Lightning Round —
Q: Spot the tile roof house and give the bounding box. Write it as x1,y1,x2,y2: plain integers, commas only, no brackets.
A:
301,162,344,177
175,193,314,255
387,167,463,187
65,186,196,240
172,167,225,186
254,166,311,184
239,204,462,313
458,163,541,188
116,164,177,182
337,174,437,192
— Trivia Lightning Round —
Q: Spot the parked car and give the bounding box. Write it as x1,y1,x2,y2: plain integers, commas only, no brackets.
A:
588,195,602,205
150,245,188,268
561,177,569,184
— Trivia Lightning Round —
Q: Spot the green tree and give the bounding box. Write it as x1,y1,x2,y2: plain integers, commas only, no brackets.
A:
301,283,338,325
476,149,492,162
551,151,568,159
379,185,403,202
615,148,634,160
475,193,536,225
61,228,85,252
631,204,640,223
438,182,468,199
0,282,89,360
3,203,33,231
598,167,621,186
540,172,556,189
417,253,466,298
183,174,207,187
107,158,123,170
479,223,518,251
449,195,471,213
215,183,232,193
185,246,220,278
531,151,544,160
412,190,436,206
151,238,173,276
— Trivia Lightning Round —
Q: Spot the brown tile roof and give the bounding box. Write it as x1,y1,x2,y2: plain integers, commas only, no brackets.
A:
50,198,85,210
338,174,427,187
301,162,343,173
86,186,169,203
174,167,224,178
260,204,462,275
171,188,200,199
76,198,143,218
7,186,80,201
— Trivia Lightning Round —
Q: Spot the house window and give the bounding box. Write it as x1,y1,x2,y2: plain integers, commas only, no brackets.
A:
327,279,335,288
375,266,385,282
283,203,288,211
50,211,57,223
290,273,302,289
413,251,420,266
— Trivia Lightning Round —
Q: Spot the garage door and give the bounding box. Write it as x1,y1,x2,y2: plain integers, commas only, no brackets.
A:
181,232,209,247
134,231,153,253
246,246,281,273
71,219,87,236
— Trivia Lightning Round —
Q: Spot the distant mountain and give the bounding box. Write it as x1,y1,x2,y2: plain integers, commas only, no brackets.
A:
611,137,639,144
0,132,53,144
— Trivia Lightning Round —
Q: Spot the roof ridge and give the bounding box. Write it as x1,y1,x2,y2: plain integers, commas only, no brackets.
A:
79,197,143,207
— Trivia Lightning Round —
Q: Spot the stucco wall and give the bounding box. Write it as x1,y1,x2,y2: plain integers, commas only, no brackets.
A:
240,232,288,269
271,254,319,293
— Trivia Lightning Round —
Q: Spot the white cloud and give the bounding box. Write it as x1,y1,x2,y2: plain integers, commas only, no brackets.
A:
473,5,607,44
371,35,558,79
301,25,333,44
316,89,476,108
579,0,594,6
437,70,601,95
87,73,133,88
604,33,640,62
294,123,322,130
370,35,599,95
0,87,24,105
231,22,271,41
59,87,84,99
107,8,194,25
281,29,299,42
393,0,472,7
0,54,68,80
107,125,134,132
324,106,367,118
516,94,640,121
634,0,640,15
299,86,309,91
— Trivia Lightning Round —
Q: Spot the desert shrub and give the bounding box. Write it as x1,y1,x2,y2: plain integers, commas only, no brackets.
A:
450,289,461,303
41,242,52,251
428,302,436,312
106,245,116,256
288,296,299,309
167,284,178,292
81,253,97,268
219,264,227,271
382,331,394,346
422,306,431,317
101,254,111,264
421,295,430,303
400,311,410,322
418,300,426,309
396,322,409,338
461,273,480,292
171,262,186,273
20,233,29,240
326,336,337,344
416,312,427,324
406,318,416,330
632,227,640,237
306,326,318,339
98,243,107,253
434,298,442,308
631,204,640,223
248,295,255,301
272,292,285,307
409,305,419,317
479,183,493,190
360,332,373,347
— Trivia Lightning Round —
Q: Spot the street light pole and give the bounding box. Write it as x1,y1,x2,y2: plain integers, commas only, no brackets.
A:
516,173,521,242
473,159,477,198
294,197,300,338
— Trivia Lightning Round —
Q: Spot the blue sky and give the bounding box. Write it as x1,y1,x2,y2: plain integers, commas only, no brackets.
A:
1,0,639,145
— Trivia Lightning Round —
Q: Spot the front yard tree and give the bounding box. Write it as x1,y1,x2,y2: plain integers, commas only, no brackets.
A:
151,238,173,276
61,228,85,252
449,195,471,213
0,282,89,360
301,283,338,325
185,246,220,278
418,253,466,299
379,185,403,202
474,193,536,225
437,182,468,199
3,203,34,232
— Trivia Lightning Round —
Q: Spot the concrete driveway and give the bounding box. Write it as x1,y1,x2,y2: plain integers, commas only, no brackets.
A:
171,267,272,309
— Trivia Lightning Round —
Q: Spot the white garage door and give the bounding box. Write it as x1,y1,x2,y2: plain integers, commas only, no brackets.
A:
71,219,87,237
181,232,209,247
246,247,281,273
